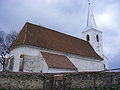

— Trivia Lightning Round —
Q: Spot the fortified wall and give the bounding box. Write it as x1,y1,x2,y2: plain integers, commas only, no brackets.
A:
0,72,119,90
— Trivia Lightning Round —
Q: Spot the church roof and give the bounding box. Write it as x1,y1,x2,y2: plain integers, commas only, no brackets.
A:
41,52,77,70
11,22,103,60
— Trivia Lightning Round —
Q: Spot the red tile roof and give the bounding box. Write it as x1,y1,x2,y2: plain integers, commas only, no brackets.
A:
41,52,77,70
11,22,103,60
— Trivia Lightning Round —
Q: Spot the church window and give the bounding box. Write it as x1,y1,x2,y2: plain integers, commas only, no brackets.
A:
104,64,106,69
86,34,90,41
4,56,14,72
96,35,99,42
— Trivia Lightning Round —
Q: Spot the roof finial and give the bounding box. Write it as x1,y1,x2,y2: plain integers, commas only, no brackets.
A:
88,0,90,5
86,0,97,30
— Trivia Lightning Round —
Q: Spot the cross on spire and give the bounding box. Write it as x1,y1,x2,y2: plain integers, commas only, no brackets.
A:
86,0,97,30
88,0,90,5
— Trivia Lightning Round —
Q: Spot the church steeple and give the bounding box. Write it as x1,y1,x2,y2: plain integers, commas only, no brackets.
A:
82,0,103,58
82,0,108,69
86,0,97,30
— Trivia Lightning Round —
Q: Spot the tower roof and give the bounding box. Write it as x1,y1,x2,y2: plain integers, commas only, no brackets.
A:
85,0,97,30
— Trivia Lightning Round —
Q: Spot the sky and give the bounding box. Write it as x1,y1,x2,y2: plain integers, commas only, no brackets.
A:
0,0,120,69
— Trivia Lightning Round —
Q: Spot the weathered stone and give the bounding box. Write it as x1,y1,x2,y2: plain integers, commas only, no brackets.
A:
0,72,52,90
0,72,120,90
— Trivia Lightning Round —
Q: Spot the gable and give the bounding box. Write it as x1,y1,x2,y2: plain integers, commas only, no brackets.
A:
10,22,103,60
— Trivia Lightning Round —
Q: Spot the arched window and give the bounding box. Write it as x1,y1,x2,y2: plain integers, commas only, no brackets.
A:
86,34,90,41
96,34,99,42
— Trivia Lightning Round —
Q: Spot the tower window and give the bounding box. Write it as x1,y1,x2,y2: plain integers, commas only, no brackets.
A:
96,35,99,42
86,34,90,41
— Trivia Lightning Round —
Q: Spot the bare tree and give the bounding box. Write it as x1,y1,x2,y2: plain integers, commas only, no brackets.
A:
0,31,7,67
0,30,18,71
5,30,18,48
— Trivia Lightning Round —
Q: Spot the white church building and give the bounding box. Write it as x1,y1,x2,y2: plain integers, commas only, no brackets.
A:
5,2,108,73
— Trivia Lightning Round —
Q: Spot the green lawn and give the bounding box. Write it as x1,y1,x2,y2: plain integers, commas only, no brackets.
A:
72,84,120,90
72,88,93,90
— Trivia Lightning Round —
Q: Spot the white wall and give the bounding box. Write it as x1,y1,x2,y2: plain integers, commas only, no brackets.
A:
102,56,109,69
10,45,105,73
9,46,48,72
82,29,103,58
47,68,77,73
82,28,109,69
68,56,105,72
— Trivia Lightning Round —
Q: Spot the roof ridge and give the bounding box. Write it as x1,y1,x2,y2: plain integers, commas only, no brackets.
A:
23,23,28,44
9,23,27,49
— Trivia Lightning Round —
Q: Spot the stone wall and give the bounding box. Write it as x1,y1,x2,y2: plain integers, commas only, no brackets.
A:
0,72,52,90
0,72,119,90
64,72,120,89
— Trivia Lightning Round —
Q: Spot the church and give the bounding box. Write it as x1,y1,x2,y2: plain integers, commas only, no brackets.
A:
5,2,108,73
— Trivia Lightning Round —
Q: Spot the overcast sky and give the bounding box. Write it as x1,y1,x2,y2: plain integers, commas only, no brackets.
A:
0,0,120,69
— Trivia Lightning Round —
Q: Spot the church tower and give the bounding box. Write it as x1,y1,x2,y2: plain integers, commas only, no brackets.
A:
82,0,103,58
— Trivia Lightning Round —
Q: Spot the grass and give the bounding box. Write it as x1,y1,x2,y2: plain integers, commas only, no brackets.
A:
72,88,93,90
72,84,120,90
115,84,120,88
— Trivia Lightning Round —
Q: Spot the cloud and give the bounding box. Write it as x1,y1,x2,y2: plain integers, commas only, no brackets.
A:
0,0,120,68
0,0,87,34
93,1,120,59
109,50,120,69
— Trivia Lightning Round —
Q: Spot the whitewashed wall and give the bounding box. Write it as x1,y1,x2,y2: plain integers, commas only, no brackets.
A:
47,68,77,73
9,45,105,73
82,29,103,58
82,28,109,69
9,46,48,72
102,56,109,69
68,56,105,72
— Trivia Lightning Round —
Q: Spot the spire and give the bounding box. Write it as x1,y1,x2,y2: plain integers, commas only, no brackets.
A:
85,0,97,30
